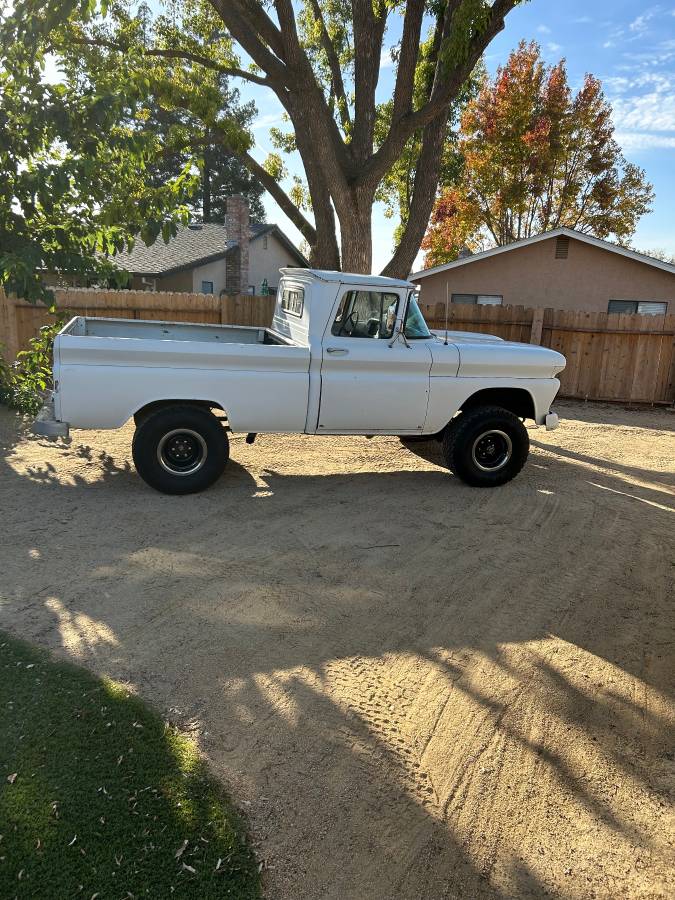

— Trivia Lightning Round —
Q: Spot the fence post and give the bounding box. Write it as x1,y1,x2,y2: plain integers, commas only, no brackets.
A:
529,307,544,345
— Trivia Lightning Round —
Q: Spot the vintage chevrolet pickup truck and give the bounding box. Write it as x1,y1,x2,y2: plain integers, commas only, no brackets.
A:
33,268,565,493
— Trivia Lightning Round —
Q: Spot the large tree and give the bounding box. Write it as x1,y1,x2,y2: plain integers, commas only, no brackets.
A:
0,2,199,303
5,0,527,281
422,41,654,266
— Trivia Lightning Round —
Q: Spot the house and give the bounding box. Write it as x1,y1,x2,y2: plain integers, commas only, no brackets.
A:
410,228,675,315
103,196,307,296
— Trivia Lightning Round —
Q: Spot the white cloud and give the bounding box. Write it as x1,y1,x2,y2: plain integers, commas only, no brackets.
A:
612,89,675,132
546,42,563,53
629,13,651,33
615,131,675,150
537,25,551,34
573,16,593,25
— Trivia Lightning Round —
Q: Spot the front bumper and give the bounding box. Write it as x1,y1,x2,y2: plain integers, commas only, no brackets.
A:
31,394,69,440
545,411,560,431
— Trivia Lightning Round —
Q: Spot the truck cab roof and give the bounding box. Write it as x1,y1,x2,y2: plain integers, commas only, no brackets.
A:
280,268,416,290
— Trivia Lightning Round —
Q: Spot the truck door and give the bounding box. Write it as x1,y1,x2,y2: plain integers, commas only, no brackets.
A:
317,288,433,433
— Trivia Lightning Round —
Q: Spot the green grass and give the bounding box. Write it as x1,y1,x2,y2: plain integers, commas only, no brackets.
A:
0,633,261,899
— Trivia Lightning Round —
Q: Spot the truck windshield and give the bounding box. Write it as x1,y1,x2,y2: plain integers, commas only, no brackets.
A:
404,295,432,339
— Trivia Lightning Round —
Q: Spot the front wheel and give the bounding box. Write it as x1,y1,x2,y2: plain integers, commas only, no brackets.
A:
442,406,529,487
132,404,229,494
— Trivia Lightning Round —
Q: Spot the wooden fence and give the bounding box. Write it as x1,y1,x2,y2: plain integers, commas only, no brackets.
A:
0,288,276,365
2,288,674,405
420,301,675,405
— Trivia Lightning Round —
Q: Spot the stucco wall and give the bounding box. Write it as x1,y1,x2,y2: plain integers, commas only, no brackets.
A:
190,258,228,294
249,233,299,294
412,237,675,313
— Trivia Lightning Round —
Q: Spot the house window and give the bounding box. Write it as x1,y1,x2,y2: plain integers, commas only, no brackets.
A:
263,235,269,249
555,236,570,258
452,294,503,306
608,300,668,316
280,286,304,316
200,280,214,294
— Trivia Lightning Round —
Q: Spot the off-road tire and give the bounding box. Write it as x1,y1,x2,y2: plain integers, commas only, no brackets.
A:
132,404,229,495
442,405,529,487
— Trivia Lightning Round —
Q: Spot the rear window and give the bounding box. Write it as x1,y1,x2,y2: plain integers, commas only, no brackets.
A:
280,286,304,317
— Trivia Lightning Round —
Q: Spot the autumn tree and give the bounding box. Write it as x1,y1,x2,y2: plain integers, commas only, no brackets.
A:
4,0,527,287
422,41,654,267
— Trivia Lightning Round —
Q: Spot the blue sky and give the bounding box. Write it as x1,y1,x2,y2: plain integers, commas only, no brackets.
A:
243,1,675,271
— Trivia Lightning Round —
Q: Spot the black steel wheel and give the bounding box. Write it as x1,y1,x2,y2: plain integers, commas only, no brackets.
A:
132,404,229,494
442,405,529,487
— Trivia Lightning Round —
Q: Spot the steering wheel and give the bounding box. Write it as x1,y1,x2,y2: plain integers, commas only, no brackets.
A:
343,309,359,335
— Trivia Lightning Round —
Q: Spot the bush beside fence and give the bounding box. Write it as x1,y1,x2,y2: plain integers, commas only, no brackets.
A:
2,288,674,405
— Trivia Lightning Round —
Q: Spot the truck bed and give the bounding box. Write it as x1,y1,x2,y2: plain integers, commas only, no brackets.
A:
54,315,311,432
63,316,290,345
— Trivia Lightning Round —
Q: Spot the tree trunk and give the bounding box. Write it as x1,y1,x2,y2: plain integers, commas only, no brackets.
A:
338,189,373,273
202,152,211,222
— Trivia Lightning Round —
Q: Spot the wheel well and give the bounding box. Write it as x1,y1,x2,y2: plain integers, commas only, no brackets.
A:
133,399,226,425
458,388,535,421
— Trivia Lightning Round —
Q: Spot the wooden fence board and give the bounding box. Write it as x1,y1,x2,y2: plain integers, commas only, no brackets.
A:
1,288,674,405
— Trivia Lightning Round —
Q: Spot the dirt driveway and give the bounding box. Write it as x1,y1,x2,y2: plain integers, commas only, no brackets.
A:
1,401,674,899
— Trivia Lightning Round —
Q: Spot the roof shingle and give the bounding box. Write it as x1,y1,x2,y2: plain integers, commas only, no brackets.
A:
112,222,279,276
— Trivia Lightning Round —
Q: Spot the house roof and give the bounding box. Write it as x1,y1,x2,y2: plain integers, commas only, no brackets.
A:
112,222,307,277
410,227,675,280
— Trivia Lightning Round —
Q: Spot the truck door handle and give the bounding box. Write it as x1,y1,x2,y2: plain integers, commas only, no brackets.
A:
326,347,349,355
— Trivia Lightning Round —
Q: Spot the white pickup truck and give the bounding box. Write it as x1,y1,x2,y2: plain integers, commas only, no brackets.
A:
33,268,565,493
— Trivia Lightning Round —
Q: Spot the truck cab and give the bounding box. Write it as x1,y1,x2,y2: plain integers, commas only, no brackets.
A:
33,268,565,494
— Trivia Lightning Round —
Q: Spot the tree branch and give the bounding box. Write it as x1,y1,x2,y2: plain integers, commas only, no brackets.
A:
363,0,517,189
380,112,448,278
351,0,387,163
209,0,290,91
307,0,352,133
69,36,271,86
391,0,425,122
237,149,317,245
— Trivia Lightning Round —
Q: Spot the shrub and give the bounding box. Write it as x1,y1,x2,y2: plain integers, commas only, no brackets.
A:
0,317,65,415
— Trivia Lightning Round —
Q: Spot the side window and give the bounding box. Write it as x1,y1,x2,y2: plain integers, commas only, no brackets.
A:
280,286,304,316
331,291,399,339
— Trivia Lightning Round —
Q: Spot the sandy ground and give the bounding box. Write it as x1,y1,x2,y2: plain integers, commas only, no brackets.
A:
1,400,674,899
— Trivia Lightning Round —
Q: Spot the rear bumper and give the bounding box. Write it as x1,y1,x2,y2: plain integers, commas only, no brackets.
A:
31,394,69,440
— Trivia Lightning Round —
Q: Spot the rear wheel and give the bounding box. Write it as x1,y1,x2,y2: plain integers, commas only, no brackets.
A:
132,404,229,494
442,405,529,487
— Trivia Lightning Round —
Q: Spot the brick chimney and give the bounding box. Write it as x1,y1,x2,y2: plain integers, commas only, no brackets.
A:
225,195,250,295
